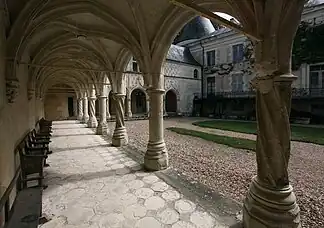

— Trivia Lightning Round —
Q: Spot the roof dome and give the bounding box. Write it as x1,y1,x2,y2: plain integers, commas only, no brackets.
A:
173,16,216,45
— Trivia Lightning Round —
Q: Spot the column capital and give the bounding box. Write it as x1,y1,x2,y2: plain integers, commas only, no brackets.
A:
251,73,296,94
112,93,126,99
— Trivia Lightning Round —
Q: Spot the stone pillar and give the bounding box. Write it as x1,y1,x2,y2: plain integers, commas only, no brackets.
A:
163,97,167,116
126,97,132,118
82,97,89,123
73,98,77,117
146,99,150,117
77,98,83,121
243,74,300,228
144,88,168,171
112,93,128,146
106,98,111,120
96,96,108,135
87,96,98,128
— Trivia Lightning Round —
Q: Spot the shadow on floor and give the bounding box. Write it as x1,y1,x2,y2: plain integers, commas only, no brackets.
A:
44,166,144,189
51,134,96,138
51,144,112,153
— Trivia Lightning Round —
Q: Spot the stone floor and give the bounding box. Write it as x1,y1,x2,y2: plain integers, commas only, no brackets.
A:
40,120,228,228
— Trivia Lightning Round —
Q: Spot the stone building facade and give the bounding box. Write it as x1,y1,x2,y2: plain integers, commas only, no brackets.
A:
186,3,324,123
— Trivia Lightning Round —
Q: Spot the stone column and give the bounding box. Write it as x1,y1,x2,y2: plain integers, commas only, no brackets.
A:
73,97,77,117
146,99,150,117
126,97,132,118
82,97,89,123
87,96,98,128
77,98,83,121
163,97,167,116
112,93,128,146
243,74,300,228
96,96,108,135
106,98,111,120
144,88,168,171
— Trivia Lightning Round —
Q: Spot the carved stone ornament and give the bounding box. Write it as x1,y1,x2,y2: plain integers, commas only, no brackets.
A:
27,88,35,100
6,78,19,103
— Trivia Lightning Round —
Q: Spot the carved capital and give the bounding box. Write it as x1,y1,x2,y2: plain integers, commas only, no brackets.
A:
6,78,19,103
27,88,35,100
250,73,296,94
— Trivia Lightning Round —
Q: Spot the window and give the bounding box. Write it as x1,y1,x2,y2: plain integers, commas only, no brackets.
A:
309,64,324,89
207,77,215,95
232,44,244,63
193,69,199,79
206,50,215,66
132,57,139,72
232,73,243,91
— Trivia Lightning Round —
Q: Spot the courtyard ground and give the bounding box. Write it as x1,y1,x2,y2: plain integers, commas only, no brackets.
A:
40,120,238,228
124,118,324,228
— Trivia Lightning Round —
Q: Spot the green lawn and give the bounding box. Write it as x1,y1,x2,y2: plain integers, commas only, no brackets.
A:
193,120,324,145
167,127,256,151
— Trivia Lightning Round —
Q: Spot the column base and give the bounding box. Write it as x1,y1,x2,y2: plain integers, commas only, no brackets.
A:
144,141,168,171
112,127,128,147
87,117,98,128
243,176,300,228
77,115,83,121
82,116,89,124
127,112,132,118
107,114,111,120
96,122,109,135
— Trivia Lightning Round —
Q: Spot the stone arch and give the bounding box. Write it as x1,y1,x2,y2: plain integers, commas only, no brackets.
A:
165,89,178,113
130,88,147,114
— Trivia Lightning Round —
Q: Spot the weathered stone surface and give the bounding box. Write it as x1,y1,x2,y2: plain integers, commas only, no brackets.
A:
135,217,162,228
144,196,165,210
190,211,215,228
40,121,230,228
158,208,180,224
175,199,196,214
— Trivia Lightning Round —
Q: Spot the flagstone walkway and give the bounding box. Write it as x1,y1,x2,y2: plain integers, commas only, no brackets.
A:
40,120,228,228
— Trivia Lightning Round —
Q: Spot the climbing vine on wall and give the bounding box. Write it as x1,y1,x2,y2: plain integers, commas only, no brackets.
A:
292,21,324,70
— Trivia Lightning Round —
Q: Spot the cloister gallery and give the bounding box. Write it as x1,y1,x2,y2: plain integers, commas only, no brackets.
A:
0,0,307,228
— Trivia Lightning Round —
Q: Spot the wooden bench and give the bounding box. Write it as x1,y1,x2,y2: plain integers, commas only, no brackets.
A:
19,141,46,189
0,149,42,228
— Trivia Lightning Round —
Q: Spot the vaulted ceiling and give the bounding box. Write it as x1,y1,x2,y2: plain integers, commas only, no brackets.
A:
2,0,305,98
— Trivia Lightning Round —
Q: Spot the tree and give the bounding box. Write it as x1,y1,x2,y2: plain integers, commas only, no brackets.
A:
304,0,320,7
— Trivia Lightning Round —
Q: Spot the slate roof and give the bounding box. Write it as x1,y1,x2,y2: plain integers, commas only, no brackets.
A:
173,16,216,44
166,44,201,66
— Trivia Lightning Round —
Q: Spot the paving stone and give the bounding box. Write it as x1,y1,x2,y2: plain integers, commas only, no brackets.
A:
119,193,138,206
142,175,159,184
162,189,181,201
158,208,180,224
144,196,165,210
135,188,154,199
135,217,162,228
99,213,125,228
116,167,131,175
190,211,215,228
64,206,95,225
151,181,169,192
175,199,196,214
172,221,197,228
43,122,225,228
126,179,145,190
123,204,147,219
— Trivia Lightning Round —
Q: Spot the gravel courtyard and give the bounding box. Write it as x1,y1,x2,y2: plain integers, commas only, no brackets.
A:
123,118,324,228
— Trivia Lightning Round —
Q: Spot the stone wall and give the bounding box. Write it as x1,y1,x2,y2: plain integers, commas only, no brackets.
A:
125,60,201,114
0,63,44,213
44,94,70,120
